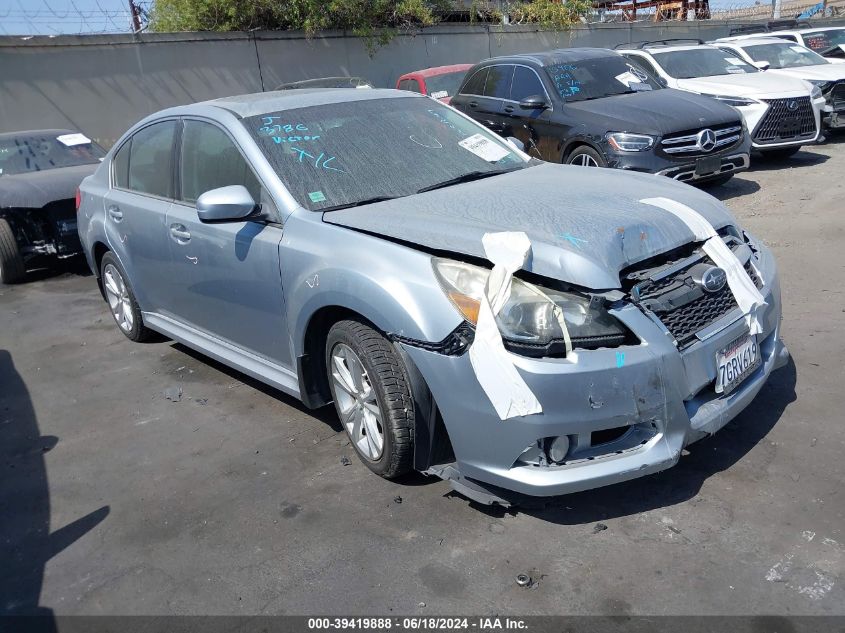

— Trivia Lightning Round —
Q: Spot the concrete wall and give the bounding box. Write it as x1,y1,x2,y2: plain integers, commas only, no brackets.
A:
2,19,844,147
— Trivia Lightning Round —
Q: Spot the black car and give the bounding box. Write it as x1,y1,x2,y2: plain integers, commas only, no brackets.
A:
0,129,105,283
450,48,752,185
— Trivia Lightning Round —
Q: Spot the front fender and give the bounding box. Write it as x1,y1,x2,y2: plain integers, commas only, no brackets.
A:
281,213,463,358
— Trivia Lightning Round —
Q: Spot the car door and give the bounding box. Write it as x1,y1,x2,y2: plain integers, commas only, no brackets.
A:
103,119,177,314
166,118,291,367
501,64,560,161
452,66,509,134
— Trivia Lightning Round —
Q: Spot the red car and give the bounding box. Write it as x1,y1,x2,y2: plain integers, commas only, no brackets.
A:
395,64,474,104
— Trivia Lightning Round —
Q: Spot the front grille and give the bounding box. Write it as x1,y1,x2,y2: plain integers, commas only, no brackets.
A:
660,122,744,156
831,82,845,112
753,96,816,144
624,235,759,350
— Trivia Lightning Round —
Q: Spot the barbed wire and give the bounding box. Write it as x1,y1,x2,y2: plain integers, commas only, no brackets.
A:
0,0,153,35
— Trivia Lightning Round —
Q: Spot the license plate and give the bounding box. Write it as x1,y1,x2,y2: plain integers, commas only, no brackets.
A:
695,156,721,176
778,117,801,136
715,334,761,395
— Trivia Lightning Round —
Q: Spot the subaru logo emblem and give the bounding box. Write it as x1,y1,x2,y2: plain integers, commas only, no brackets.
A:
696,129,717,153
700,266,728,293
787,100,799,111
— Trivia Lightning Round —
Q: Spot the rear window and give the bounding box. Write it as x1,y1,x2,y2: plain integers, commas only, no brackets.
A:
424,71,469,99
0,133,104,176
801,29,845,52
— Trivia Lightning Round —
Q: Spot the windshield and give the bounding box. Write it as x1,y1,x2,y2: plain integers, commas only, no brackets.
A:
244,97,529,211
743,42,828,68
424,71,470,99
545,56,661,102
800,29,845,52
653,48,759,78
0,133,104,176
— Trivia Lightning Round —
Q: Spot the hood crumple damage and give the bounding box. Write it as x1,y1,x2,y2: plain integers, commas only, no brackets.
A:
324,162,735,289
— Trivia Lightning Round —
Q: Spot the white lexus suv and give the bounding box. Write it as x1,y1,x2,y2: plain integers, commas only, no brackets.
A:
618,40,826,159
713,36,845,130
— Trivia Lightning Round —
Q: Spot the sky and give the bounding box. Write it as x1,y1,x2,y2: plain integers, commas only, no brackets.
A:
0,0,764,36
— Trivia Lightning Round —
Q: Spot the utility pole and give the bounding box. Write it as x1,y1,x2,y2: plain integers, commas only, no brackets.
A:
128,0,142,33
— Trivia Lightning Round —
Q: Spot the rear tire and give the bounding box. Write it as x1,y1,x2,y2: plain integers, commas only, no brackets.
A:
0,218,26,284
566,145,607,168
326,319,414,479
760,146,801,160
99,252,153,342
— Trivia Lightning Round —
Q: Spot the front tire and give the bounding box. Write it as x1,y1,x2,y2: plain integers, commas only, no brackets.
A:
566,145,607,168
326,320,414,479
0,218,26,284
99,252,152,342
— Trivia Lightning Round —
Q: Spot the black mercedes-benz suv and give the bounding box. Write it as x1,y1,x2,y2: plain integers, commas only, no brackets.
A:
450,48,752,186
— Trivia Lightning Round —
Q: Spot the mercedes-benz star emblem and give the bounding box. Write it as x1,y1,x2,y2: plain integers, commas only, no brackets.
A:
696,128,717,153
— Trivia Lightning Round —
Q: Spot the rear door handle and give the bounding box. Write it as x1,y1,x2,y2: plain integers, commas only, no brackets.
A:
107,205,123,221
169,223,191,243
503,105,514,114
468,101,478,108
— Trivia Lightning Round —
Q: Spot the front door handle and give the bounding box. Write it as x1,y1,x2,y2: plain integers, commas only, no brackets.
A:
468,101,478,108
169,223,191,243
503,105,514,114
107,206,123,221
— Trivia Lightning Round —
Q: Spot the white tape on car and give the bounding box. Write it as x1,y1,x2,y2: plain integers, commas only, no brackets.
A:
56,133,92,147
640,197,766,335
469,232,543,420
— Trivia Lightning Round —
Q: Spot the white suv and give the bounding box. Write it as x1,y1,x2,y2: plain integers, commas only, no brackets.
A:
713,37,845,129
748,26,845,58
618,40,826,158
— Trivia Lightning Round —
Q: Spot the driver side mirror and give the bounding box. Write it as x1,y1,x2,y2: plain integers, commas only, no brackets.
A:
752,60,770,71
196,185,257,223
519,94,550,110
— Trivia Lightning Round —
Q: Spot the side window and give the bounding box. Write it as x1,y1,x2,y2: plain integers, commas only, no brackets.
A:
398,79,412,91
127,120,176,198
483,65,514,99
459,67,488,96
510,66,546,102
408,79,423,94
112,140,130,189
179,120,261,204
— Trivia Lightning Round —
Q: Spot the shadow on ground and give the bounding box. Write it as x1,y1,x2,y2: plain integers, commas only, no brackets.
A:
462,357,797,524
708,176,761,201
748,149,829,172
0,350,109,619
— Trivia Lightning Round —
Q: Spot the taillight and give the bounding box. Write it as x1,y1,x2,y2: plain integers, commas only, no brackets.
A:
75,188,81,212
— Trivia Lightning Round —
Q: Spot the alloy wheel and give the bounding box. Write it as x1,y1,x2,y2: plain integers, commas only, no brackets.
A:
330,343,385,461
572,153,598,167
102,263,134,333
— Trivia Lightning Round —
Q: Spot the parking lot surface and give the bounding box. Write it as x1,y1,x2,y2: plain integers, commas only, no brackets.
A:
2,138,844,616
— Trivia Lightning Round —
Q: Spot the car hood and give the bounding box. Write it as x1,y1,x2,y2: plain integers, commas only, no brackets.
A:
769,64,845,82
323,162,736,290
562,88,741,135
676,72,811,98
0,164,97,209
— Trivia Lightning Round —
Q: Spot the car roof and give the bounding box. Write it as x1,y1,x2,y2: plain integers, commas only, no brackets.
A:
717,36,798,46
401,64,474,79
480,48,622,66
626,43,719,53
0,129,79,141
187,88,423,119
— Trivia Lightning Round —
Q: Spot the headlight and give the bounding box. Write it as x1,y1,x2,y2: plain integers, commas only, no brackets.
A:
810,85,824,100
432,258,629,353
606,132,655,152
702,94,757,107
808,80,832,93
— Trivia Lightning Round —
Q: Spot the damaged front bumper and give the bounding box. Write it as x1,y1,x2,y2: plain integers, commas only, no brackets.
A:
401,242,787,502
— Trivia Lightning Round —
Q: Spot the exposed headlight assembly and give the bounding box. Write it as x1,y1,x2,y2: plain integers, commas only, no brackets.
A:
432,258,630,356
606,132,655,152
808,79,832,94
810,84,824,100
702,94,757,107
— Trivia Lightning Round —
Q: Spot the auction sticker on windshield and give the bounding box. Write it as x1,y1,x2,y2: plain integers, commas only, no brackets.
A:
459,134,510,162
716,333,761,395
